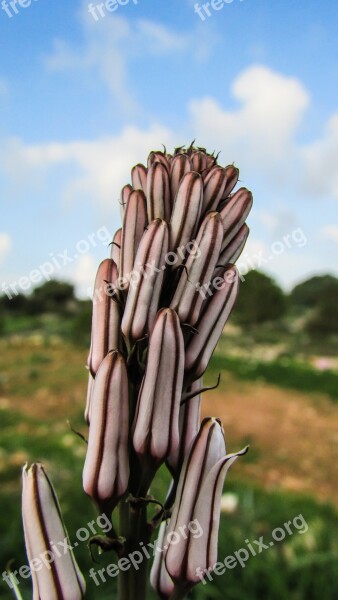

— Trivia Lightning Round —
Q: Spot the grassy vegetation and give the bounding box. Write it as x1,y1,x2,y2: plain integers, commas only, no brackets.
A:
209,354,338,402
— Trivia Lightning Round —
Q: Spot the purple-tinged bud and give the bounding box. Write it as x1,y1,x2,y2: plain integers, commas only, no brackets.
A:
170,212,223,326
22,464,86,600
84,372,94,425
170,172,203,258
150,521,175,599
131,163,147,193
120,189,147,292
202,166,227,214
190,151,208,173
219,165,240,201
121,219,169,342
219,223,249,265
163,418,247,585
110,228,122,266
146,162,171,222
163,418,225,581
185,448,248,582
83,351,129,507
148,150,169,170
88,259,121,376
119,184,132,219
220,188,253,251
170,153,191,200
185,266,239,380
166,378,202,475
133,308,184,463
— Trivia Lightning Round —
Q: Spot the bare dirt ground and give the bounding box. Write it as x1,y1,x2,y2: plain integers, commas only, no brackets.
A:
203,380,338,506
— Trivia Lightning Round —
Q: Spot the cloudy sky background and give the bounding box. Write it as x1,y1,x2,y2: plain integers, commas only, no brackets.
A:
0,0,337,296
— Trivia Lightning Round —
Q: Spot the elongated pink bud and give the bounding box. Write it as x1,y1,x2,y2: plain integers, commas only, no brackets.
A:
133,308,184,462
170,212,223,325
164,418,225,581
219,164,239,201
150,521,175,599
110,227,122,266
220,187,253,250
185,266,239,380
121,219,169,342
88,259,121,376
83,351,129,506
166,378,202,474
202,166,227,213
120,189,147,292
170,172,202,257
218,223,249,268
84,372,94,425
185,447,248,582
119,184,132,219
170,153,191,200
164,419,247,585
22,464,86,600
148,150,169,170
190,150,207,173
131,163,147,193
146,162,171,222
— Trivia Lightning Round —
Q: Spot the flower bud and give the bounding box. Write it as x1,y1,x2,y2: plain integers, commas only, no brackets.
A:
150,521,175,599
166,378,202,475
170,172,203,257
83,351,129,507
119,184,132,219
190,150,207,173
133,308,184,463
22,464,86,600
110,227,122,265
88,259,121,376
213,223,249,279
131,163,147,193
120,189,147,292
164,418,247,584
220,187,253,250
84,372,94,425
202,166,227,213
121,219,169,342
148,150,169,170
219,164,239,201
170,212,223,325
146,162,171,222
185,266,239,380
170,153,191,200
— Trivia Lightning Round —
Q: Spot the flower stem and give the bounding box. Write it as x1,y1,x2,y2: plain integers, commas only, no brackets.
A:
117,500,130,600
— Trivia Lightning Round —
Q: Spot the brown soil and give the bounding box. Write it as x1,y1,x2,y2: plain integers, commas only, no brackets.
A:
202,381,338,506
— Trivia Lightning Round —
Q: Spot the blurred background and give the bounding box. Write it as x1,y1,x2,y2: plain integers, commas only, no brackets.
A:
0,0,337,598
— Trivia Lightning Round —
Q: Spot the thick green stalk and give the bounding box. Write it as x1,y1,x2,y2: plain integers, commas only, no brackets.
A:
117,500,130,600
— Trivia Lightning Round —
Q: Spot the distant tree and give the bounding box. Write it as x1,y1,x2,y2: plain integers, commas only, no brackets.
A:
29,280,76,313
0,293,30,312
306,282,338,336
234,270,286,325
290,274,338,308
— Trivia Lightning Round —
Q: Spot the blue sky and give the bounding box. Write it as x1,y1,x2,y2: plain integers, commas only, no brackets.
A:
1,0,338,296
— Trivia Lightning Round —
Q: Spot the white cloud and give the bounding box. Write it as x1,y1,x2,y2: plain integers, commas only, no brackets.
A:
44,6,215,113
320,225,338,243
0,233,11,265
69,254,97,298
188,65,309,181
1,124,174,211
300,113,338,199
